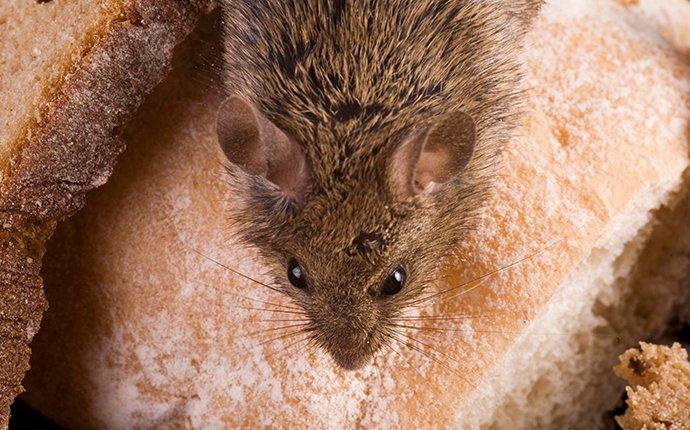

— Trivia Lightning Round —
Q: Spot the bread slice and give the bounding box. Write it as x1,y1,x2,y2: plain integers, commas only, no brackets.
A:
614,343,690,429
20,0,690,428
0,0,213,426
618,0,690,55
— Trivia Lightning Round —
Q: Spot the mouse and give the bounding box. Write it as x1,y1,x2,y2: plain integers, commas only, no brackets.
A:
215,0,542,370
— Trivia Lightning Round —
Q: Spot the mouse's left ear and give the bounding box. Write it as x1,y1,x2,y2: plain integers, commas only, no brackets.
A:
216,96,312,206
389,111,476,199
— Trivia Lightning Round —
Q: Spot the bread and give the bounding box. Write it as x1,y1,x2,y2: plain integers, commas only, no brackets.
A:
614,343,690,430
0,0,213,426
21,0,690,428
617,0,690,55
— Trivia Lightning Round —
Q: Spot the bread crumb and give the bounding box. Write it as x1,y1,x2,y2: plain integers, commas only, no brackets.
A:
614,343,690,429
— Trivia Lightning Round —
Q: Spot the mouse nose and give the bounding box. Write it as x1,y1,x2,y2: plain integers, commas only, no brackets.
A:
328,285,374,318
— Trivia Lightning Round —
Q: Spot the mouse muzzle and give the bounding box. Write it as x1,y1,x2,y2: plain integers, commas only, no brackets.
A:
315,286,381,370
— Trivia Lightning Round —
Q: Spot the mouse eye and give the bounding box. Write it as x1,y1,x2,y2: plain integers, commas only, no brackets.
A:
381,265,406,296
287,259,307,289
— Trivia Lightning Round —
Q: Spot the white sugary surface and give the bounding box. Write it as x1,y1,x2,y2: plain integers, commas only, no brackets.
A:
24,0,690,428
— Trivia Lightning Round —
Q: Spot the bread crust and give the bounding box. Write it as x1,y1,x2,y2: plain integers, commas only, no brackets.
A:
0,0,214,426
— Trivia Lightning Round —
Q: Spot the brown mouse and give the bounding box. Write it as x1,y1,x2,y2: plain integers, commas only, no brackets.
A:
216,0,542,370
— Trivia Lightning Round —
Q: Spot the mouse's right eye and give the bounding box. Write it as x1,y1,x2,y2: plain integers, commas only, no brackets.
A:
381,265,406,296
287,259,307,289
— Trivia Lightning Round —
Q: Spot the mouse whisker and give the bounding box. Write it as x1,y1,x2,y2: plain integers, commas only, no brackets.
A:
379,338,430,382
261,331,316,363
255,327,313,348
377,334,448,413
193,279,301,311
236,306,307,316
275,334,314,357
191,248,284,295
404,276,491,308
247,322,311,337
387,328,462,367
393,312,498,322
443,238,562,282
390,322,498,334
409,247,545,307
392,322,625,343
388,329,470,374
254,318,312,323
378,341,448,418
239,299,301,312
384,329,478,391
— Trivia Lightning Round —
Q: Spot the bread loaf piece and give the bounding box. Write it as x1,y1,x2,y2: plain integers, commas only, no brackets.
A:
0,1,213,426
22,0,690,428
618,0,690,54
614,343,690,430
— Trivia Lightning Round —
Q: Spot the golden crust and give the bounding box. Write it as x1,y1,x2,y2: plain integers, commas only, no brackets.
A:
0,0,213,426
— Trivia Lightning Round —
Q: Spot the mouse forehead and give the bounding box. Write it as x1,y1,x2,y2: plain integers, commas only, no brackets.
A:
289,187,409,277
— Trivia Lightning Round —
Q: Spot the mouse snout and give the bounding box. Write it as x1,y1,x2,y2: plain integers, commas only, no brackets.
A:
316,286,380,370
325,286,377,332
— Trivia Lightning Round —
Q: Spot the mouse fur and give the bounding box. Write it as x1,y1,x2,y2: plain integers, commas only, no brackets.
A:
217,0,542,370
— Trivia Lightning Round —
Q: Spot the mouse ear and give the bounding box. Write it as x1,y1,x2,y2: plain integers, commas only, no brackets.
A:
389,111,476,198
217,96,312,204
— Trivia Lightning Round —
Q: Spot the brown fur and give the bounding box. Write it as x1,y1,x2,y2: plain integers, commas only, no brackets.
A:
219,0,541,369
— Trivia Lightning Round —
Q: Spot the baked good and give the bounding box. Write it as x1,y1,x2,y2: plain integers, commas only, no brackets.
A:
617,0,690,55
21,0,690,427
0,0,213,426
614,343,690,430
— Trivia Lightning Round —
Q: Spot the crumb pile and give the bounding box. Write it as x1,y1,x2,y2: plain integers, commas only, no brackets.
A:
615,343,690,430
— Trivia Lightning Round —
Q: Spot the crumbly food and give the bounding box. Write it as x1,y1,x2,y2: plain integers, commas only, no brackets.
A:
0,0,214,426
614,343,690,430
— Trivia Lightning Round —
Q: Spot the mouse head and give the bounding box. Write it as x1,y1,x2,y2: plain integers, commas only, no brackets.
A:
217,96,486,370
216,0,544,370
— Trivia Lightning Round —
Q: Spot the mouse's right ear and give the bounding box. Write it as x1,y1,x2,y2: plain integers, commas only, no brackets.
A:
216,96,312,205
389,111,477,199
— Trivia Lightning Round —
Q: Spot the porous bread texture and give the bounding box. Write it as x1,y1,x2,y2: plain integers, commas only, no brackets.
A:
459,1,690,427
0,0,214,427
460,168,690,429
22,0,690,428
614,343,690,430
617,0,690,55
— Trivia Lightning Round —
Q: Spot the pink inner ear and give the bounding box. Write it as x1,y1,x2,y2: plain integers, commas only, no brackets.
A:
389,112,476,198
388,129,428,198
415,147,456,191
264,136,312,202
417,111,476,192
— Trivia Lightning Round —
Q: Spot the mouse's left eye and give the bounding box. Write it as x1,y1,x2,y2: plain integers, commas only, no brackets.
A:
287,259,307,289
382,265,406,296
